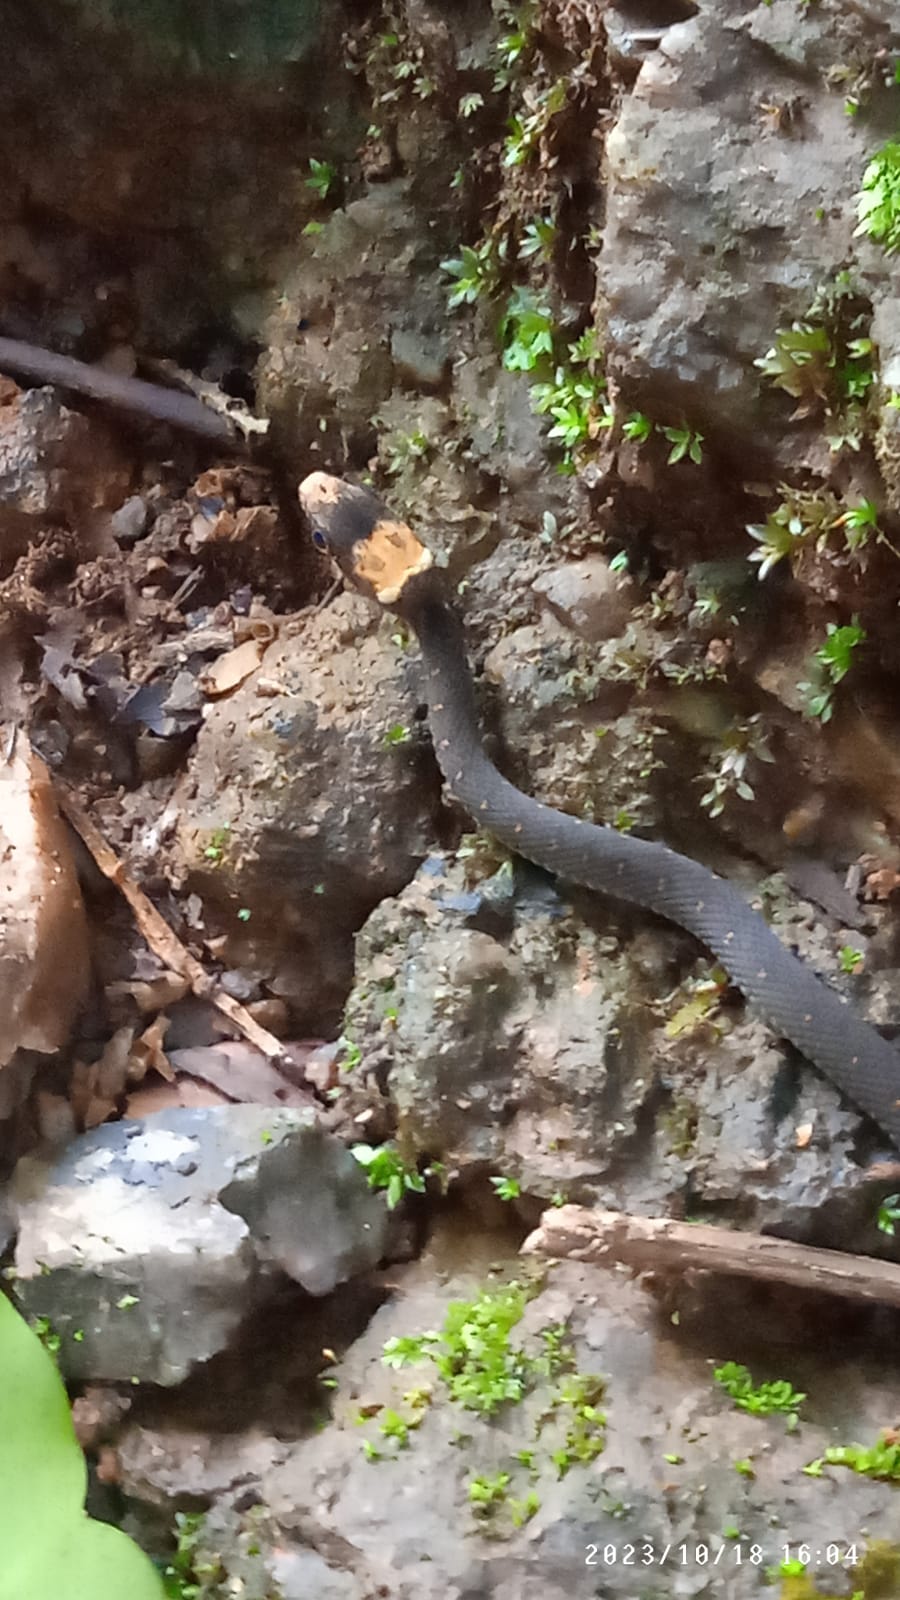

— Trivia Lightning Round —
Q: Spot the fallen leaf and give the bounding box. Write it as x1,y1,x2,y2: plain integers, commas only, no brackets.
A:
200,638,267,697
0,743,90,1067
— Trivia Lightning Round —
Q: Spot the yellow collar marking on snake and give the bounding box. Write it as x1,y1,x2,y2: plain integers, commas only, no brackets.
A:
353,516,434,604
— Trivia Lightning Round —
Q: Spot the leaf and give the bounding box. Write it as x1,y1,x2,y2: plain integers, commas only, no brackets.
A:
0,1296,164,1600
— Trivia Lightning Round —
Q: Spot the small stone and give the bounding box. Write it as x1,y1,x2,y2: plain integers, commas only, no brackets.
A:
532,557,638,641
109,494,148,544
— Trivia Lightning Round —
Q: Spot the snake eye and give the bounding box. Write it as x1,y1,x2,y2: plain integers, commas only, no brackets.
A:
312,528,328,551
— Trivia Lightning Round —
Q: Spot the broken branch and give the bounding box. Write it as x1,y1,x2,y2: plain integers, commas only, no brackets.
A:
523,1203,900,1309
56,787,287,1064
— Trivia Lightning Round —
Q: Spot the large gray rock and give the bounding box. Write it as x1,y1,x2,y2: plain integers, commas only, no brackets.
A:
10,1107,387,1384
340,855,882,1234
599,0,900,465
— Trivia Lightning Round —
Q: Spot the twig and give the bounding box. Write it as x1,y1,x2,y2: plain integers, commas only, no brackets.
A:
0,336,241,443
56,786,287,1063
523,1203,900,1309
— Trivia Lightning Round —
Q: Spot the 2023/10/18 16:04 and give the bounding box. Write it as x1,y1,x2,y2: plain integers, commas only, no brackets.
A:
584,1543,859,1568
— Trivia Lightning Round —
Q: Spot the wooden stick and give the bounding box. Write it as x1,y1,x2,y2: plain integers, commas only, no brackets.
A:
522,1203,900,1309
56,787,288,1064
0,336,241,443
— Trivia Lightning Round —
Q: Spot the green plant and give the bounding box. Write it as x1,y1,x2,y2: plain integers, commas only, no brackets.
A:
713,1361,805,1423
835,496,880,551
661,424,704,465
855,140,900,254
468,1471,511,1511
351,1143,427,1209
337,1036,362,1070
800,618,866,722
373,1279,606,1522
756,323,833,403
378,1408,413,1447
31,1315,61,1356
203,824,230,863
509,1491,540,1526
546,1373,607,1475
441,237,505,308
306,157,336,200
459,91,484,118
382,1282,533,1413
382,721,412,747
877,1193,900,1235
491,1175,521,1201
838,944,864,974
383,428,430,475
756,279,878,456
162,1512,226,1599
699,714,775,818
518,215,557,261
500,288,555,371
0,1295,165,1600
503,81,567,167
622,411,653,442
745,487,885,579
805,1434,900,1481
492,0,537,88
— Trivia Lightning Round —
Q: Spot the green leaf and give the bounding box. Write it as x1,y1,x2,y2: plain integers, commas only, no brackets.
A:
0,1296,164,1600
855,140,900,254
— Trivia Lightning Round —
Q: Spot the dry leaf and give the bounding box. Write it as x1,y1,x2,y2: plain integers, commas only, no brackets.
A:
0,740,89,1067
201,638,267,697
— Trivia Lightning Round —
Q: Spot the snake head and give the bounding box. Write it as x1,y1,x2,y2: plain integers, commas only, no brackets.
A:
298,470,433,606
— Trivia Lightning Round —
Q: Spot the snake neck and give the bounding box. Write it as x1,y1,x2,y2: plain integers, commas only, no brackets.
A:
401,591,487,764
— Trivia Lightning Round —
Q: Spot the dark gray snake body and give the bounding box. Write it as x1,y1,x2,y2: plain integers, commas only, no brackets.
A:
298,472,900,1151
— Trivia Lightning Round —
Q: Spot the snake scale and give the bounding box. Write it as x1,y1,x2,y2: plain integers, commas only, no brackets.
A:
299,471,900,1151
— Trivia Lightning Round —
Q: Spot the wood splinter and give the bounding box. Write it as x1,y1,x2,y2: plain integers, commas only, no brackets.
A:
522,1203,900,1310
56,787,287,1065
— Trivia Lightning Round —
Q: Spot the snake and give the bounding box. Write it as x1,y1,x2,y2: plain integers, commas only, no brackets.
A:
298,470,900,1151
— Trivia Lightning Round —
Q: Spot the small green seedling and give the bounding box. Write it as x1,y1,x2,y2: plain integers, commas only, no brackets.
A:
351,1143,426,1209
877,1193,900,1235
306,158,336,200
713,1361,805,1425
855,140,900,254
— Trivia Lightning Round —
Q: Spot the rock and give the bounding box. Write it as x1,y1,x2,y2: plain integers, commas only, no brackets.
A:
0,386,129,559
10,1107,387,1384
0,742,90,1069
598,0,900,460
109,493,148,544
177,591,436,1028
531,556,639,641
481,621,667,834
114,1233,900,1598
341,856,885,1231
257,180,450,463
389,327,449,392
